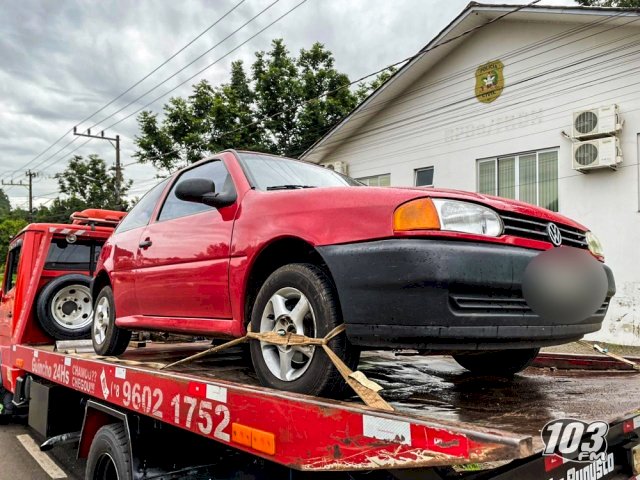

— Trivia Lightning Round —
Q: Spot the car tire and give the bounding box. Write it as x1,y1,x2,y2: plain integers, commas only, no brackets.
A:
249,263,360,398
85,423,131,480
452,348,540,376
92,286,131,356
36,274,94,341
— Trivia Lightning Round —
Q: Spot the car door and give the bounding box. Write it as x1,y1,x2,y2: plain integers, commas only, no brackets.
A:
107,179,170,318
0,237,23,341
134,159,236,319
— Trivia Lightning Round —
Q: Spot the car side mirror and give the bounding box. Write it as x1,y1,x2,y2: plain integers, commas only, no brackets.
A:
175,178,235,208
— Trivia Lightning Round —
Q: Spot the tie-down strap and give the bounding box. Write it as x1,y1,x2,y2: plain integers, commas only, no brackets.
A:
161,324,393,411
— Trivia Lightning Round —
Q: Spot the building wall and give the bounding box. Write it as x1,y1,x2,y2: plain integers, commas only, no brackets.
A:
325,18,640,345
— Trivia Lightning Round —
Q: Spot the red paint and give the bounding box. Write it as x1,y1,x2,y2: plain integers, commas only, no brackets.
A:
544,454,565,472
10,344,526,470
0,222,116,348
97,150,594,337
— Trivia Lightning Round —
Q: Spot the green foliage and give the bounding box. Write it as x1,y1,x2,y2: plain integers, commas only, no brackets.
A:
55,154,132,211
576,0,640,5
0,189,10,217
134,39,390,171
0,218,27,266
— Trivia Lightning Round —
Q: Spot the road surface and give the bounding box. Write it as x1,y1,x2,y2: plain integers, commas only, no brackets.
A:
0,422,83,480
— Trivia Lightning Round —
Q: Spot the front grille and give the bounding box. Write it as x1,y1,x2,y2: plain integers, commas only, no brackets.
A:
450,293,609,316
501,214,588,249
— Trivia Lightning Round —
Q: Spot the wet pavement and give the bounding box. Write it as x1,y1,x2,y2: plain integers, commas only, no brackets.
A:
358,351,640,449
116,342,640,452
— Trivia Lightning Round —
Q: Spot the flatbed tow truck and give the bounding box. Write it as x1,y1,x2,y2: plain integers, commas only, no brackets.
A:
1,215,639,479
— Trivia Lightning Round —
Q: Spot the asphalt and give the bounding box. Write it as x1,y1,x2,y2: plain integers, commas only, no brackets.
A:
0,422,83,480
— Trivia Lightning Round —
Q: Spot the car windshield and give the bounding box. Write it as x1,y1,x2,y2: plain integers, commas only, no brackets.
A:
237,152,360,191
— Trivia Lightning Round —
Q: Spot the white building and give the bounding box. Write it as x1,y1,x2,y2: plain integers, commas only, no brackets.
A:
302,3,640,346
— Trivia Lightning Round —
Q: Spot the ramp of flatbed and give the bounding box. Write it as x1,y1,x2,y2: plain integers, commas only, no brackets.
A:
11,342,640,471
79,342,640,452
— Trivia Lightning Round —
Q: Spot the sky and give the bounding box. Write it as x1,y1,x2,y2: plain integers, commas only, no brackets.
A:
0,0,576,208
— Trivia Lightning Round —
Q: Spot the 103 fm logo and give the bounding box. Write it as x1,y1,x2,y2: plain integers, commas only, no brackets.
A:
542,419,609,462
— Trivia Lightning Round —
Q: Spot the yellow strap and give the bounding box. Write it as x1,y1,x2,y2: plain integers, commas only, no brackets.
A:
161,323,393,411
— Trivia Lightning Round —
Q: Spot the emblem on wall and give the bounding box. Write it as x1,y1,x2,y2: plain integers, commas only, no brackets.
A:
475,60,504,103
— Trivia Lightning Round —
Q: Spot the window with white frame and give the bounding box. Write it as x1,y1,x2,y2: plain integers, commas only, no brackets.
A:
356,173,391,187
477,149,558,211
414,166,434,187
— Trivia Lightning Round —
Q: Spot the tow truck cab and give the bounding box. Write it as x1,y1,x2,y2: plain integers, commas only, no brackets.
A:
0,209,124,354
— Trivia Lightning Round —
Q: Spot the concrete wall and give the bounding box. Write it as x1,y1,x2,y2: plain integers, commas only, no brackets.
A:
324,18,640,345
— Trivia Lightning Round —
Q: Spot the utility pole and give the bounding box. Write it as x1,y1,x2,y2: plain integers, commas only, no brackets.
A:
73,127,122,205
2,170,38,222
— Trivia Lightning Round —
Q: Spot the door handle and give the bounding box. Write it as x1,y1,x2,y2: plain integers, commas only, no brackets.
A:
139,238,153,249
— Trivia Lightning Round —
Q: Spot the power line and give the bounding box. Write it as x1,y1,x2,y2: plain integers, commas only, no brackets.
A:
88,0,283,131
0,0,251,182
9,0,305,183
131,0,543,169
103,0,309,131
76,0,248,128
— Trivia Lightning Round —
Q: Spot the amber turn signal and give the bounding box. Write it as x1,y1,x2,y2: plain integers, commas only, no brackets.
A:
393,198,441,231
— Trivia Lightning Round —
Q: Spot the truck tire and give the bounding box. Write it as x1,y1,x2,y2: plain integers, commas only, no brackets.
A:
249,263,359,398
453,348,540,376
85,423,131,480
92,286,131,356
36,274,94,340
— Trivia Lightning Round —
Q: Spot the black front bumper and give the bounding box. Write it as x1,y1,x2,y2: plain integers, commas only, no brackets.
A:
318,239,616,350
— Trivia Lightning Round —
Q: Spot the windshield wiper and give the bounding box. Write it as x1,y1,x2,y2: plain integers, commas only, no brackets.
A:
266,184,316,190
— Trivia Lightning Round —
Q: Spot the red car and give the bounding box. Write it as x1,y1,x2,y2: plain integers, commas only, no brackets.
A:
92,151,615,397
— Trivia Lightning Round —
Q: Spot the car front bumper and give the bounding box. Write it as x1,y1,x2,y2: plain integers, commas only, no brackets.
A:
317,239,616,351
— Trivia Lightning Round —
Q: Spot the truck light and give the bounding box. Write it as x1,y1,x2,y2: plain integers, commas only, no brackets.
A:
15,358,24,368
232,422,276,455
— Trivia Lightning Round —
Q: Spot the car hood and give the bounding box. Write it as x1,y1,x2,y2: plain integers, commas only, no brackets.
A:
257,185,587,232
396,187,586,230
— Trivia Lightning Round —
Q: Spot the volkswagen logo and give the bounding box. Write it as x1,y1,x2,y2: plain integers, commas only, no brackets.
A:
546,222,563,247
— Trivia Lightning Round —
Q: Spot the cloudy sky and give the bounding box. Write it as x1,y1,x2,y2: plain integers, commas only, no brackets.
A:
0,0,575,207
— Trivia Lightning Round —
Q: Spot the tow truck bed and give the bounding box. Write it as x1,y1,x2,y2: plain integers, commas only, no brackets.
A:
8,342,640,476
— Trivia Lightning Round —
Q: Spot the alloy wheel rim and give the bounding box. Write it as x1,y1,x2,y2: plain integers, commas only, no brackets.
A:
50,285,93,330
93,296,110,345
259,287,316,382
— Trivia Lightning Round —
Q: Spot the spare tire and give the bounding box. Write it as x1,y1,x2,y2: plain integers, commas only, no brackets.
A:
36,274,94,340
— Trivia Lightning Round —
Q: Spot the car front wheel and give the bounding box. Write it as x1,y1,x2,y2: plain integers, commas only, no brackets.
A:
92,286,131,356
453,348,540,376
249,263,359,398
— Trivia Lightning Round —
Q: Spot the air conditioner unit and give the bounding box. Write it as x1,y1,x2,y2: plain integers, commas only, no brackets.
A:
321,161,348,175
572,104,621,138
572,137,622,172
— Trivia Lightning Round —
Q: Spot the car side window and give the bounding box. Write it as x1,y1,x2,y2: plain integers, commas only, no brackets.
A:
3,239,23,293
115,179,169,233
158,160,233,222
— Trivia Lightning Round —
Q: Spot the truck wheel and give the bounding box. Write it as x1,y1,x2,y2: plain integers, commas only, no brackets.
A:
453,348,540,376
92,286,131,356
86,423,131,480
36,274,93,340
249,263,359,398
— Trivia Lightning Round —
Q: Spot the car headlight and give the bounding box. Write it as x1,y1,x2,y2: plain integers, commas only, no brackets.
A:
586,230,605,258
393,198,503,236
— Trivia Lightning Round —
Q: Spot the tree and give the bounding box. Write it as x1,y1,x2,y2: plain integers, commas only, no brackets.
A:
55,154,132,211
134,39,371,170
0,189,10,217
0,218,27,266
576,0,640,6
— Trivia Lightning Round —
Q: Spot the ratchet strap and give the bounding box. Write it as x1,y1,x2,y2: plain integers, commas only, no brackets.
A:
160,324,393,411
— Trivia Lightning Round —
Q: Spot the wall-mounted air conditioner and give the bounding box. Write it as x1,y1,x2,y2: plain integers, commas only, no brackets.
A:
321,161,348,175
572,137,622,172
572,104,621,138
